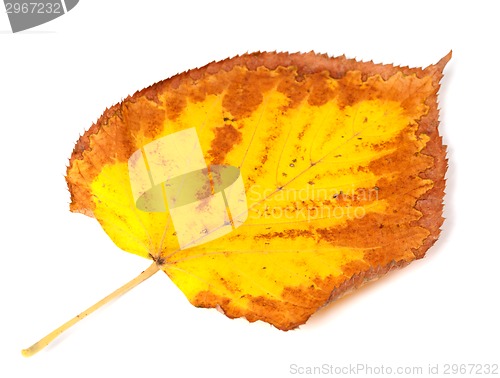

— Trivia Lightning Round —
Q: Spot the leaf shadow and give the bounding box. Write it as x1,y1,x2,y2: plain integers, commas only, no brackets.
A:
435,58,455,252
302,264,411,330
302,238,449,332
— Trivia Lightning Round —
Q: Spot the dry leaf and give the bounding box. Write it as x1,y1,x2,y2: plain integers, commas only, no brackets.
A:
23,51,449,356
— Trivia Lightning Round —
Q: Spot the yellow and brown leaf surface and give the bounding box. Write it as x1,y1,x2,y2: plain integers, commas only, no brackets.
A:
66,52,449,330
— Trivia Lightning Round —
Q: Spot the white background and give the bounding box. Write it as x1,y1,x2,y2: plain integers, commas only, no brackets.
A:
1,1,499,377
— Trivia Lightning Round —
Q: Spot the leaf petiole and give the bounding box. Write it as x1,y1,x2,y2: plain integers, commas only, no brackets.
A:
21,262,160,357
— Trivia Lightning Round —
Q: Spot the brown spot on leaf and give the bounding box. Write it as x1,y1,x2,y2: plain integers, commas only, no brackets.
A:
208,124,243,164
222,68,276,119
255,228,316,241
165,93,187,121
122,98,165,139
308,71,336,106
276,67,309,110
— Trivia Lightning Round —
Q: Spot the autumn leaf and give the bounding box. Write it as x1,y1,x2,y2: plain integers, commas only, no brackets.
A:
23,51,450,356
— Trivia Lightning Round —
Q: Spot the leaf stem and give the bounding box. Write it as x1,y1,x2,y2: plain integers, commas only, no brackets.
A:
21,262,160,357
